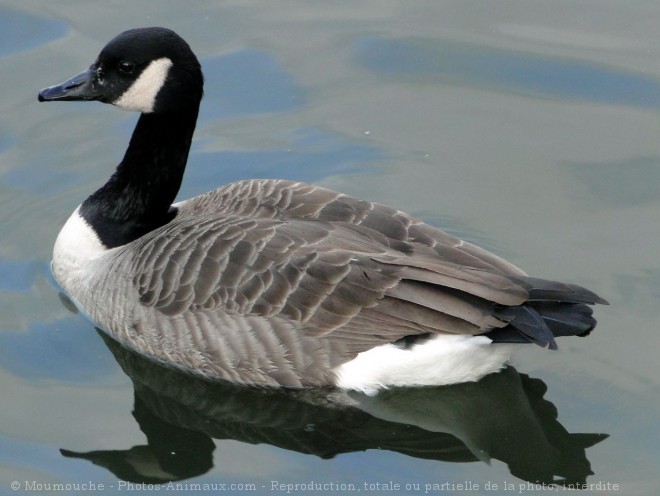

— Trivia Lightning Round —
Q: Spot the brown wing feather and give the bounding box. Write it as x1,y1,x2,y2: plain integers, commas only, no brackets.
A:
125,179,529,363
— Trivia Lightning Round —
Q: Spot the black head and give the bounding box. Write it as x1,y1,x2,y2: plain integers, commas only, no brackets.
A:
38,27,203,114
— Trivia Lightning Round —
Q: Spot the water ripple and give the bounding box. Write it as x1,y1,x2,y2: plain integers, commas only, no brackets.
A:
354,36,660,108
0,6,67,58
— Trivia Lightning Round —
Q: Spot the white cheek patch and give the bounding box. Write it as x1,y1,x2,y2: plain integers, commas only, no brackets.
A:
113,57,173,113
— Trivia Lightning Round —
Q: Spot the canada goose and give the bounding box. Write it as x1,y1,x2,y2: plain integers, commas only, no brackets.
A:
38,27,607,392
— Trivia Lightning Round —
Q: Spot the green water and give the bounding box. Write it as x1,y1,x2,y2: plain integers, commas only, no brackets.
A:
1,1,658,494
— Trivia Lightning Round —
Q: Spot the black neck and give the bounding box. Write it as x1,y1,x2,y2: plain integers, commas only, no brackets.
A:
81,107,198,248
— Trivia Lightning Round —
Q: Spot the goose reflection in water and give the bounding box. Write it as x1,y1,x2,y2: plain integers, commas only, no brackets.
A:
59,329,607,486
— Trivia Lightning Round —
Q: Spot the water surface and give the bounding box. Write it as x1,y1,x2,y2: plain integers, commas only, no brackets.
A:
1,1,659,494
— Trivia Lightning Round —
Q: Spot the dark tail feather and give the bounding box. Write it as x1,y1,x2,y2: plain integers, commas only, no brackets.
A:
491,305,558,349
511,276,609,305
487,277,606,348
531,302,596,337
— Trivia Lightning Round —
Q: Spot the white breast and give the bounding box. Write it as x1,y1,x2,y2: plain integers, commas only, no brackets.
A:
52,207,108,288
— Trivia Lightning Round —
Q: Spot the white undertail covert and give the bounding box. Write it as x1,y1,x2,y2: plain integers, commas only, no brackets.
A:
334,334,518,395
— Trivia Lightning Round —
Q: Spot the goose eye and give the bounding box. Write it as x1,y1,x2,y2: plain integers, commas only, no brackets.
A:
118,60,136,74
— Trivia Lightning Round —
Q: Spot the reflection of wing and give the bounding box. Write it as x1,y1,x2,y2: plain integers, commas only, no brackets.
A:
90,179,603,386
64,333,608,486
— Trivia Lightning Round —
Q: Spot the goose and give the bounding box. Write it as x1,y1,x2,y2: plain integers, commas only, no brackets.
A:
38,27,607,392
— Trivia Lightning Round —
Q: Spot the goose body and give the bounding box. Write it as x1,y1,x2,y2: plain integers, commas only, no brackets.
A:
39,28,606,391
